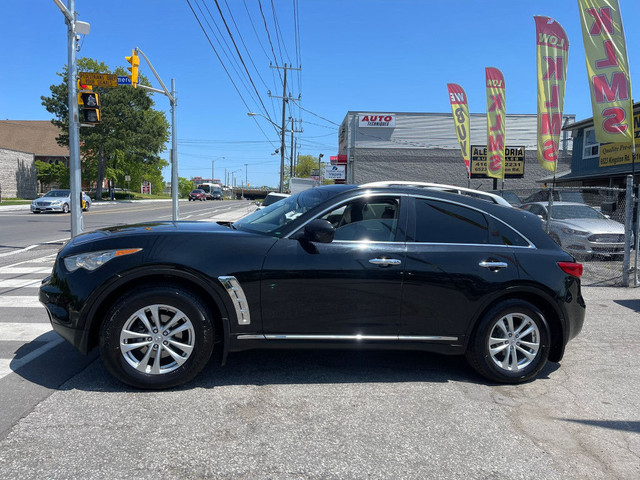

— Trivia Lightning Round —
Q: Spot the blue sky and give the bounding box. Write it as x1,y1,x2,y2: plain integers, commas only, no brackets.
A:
2,1,639,188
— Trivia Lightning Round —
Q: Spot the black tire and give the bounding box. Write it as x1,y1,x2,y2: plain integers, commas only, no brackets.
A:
99,286,214,389
32,211,41,214
62,203,70,214
465,299,550,384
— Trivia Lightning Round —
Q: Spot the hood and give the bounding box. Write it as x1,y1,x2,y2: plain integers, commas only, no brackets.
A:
72,221,239,245
552,218,625,234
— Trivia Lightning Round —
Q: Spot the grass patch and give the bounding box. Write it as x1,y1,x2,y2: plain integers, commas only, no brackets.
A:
0,198,32,205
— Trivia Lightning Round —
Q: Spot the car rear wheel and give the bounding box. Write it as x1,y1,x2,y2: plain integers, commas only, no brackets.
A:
466,300,550,383
99,286,214,389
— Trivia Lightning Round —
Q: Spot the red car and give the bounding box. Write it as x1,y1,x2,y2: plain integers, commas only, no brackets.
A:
188,189,206,201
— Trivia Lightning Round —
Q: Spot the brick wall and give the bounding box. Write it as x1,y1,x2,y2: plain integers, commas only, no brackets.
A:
0,148,37,199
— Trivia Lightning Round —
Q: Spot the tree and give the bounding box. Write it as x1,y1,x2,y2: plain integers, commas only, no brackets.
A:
178,177,194,198
41,58,170,199
35,160,69,190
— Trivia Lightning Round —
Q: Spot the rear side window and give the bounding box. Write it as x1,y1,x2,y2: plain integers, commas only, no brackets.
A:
413,199,489,244
490,220,530,247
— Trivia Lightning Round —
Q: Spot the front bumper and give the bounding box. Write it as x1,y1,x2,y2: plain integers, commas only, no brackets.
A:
31,204,65,212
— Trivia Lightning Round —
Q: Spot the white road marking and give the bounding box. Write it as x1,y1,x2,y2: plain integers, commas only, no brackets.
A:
0,296,44,309
0,279,42,288
0,334,64,380
0,267,52,274
0,322,52,341
0,238,68,258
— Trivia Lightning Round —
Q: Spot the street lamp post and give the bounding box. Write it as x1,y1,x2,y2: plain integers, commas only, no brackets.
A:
212,156,225,183
318,153,324,185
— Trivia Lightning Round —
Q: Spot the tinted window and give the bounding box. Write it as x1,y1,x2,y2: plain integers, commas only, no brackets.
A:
490,220,530,247
320,197,400,242
413,199,488,244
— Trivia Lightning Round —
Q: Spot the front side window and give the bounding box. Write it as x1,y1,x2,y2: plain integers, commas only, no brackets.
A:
413,199,489,244
319,196,400,242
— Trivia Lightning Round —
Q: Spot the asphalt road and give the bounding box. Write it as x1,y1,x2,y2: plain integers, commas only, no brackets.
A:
0,200,638,479
0,199,258,255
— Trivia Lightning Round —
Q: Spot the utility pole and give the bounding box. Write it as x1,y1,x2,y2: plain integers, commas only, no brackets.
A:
289,118,303,181
53,0,88,237
270,63,301,193
244,163,248,187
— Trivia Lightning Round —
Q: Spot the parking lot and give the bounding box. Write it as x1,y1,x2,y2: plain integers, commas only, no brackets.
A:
0,285,638,479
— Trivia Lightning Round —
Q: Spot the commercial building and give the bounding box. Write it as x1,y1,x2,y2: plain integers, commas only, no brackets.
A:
559,102,640,187
337,111,575,189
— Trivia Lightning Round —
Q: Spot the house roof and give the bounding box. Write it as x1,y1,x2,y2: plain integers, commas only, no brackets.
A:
0,120,69,157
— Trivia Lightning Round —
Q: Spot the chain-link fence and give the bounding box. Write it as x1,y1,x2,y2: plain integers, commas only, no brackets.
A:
489,186,636,286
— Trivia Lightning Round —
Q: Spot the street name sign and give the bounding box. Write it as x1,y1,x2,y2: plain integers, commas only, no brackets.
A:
78,72,118,88
117,76,132,85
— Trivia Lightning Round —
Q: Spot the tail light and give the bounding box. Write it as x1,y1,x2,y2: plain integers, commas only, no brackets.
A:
557,261,583,278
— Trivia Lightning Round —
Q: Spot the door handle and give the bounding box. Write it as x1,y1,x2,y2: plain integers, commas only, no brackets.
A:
479,260,508,270
369,258,402,267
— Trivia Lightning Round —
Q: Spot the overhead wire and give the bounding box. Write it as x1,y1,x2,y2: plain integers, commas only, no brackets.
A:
185,0,277,148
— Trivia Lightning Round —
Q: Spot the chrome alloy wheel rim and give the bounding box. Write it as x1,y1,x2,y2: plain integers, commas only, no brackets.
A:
488,312,540,372
119,304,195,375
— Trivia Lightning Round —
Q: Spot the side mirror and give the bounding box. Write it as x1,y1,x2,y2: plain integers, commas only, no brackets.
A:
303,219,335,243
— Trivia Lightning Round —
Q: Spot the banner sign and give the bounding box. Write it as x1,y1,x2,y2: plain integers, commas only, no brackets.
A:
578,0,634,144
358,114,396,128
447,83,471,177
324,165,346,180
485,68,506,179
599,112,640,166
535,16,569,173
470,145,525,179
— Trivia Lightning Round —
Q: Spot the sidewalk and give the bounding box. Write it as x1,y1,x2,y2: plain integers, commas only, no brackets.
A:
0,198,187,212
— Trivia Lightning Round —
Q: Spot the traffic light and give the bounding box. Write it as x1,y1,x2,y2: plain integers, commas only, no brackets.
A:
80,92,100,124
125,49,140,88
77,79,92,105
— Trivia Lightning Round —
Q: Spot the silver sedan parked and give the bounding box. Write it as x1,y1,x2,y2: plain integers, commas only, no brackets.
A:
31,190,92,214
520,201,625,259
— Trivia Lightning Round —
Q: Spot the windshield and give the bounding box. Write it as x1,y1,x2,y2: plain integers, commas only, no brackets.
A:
44,190,70,198
551,205,604,220
234,187,341,235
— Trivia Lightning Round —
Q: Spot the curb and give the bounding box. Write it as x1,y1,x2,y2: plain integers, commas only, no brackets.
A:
0,198,190,212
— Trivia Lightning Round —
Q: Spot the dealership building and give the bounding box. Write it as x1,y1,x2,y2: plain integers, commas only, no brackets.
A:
336,111,575,189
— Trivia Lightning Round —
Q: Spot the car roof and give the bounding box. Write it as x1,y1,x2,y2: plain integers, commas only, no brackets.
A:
522,201,590,207
359,181,512,207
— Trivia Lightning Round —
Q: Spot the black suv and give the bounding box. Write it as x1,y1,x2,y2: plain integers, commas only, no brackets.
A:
40,184,585,389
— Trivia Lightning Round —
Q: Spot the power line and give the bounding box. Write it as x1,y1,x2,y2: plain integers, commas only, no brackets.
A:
186,0,277,148
212,0,274,123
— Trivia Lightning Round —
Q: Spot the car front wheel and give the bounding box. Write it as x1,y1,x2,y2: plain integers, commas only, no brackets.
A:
62,203,70,213
99,286,214,389
466,299,550,383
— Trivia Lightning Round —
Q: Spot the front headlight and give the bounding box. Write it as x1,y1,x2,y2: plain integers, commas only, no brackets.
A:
63,248,142,272
561,227,589,236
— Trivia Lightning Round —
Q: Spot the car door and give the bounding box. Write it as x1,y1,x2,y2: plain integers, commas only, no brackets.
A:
399,196,522,340
260,194,407,337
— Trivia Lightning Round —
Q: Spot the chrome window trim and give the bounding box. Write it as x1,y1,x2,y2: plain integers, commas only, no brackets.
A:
284,191,407,240
284,191,535,249
236,334,459,342
410,194,536,249
218,276,251,325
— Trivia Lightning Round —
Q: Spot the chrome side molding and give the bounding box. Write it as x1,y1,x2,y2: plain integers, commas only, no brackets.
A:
218,276,251,325
236,334,459,342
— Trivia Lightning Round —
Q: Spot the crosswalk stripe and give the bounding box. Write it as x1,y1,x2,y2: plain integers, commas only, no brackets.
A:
0,279,43,288
0,322,52,341
0,334,64,380
0,267,52,274
0,296,44,309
